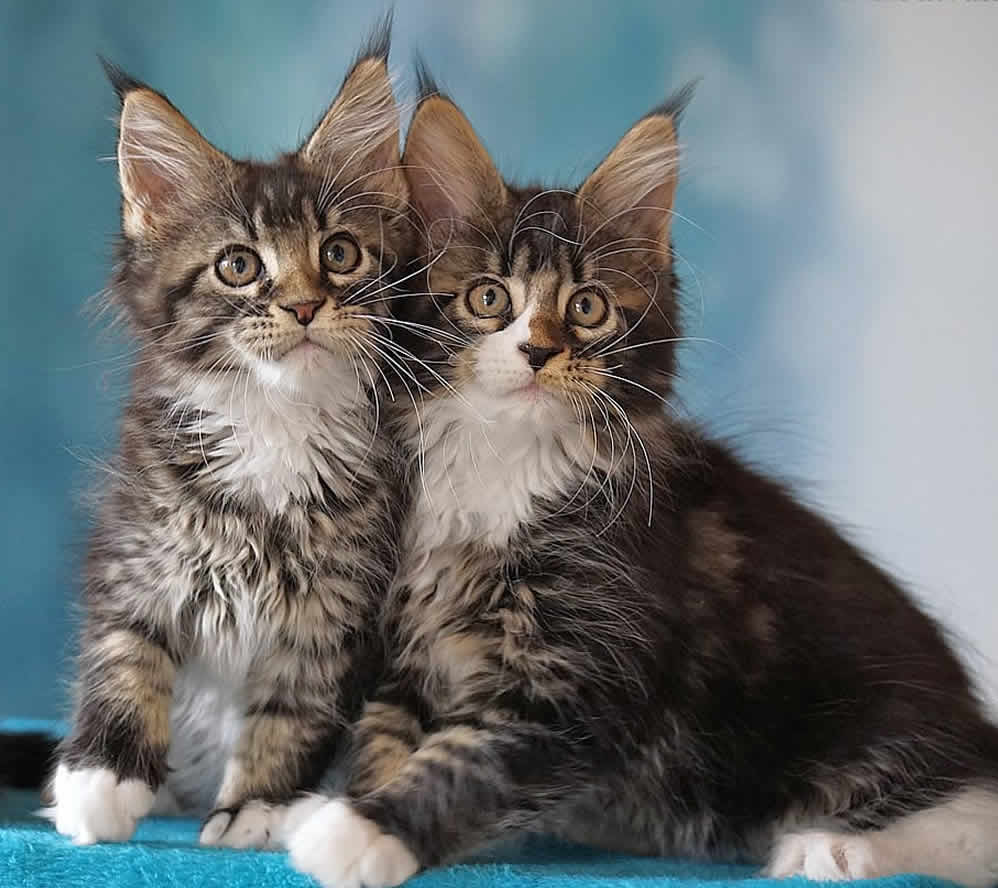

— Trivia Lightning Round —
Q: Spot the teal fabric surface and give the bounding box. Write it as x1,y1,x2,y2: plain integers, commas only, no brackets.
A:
0,793,951,888
0,721,954,888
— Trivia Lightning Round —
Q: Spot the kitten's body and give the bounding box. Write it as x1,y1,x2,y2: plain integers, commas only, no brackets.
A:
90,352,392,816
287,84,998,888
49,35,414,847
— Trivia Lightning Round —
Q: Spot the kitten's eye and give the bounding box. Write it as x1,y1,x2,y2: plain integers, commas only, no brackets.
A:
320,233,361,274
215,247,262,287
466,281,510,318
567,289,608,328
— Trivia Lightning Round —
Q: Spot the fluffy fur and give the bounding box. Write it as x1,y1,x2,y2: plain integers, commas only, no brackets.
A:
286,77,998,888
48,30,415,848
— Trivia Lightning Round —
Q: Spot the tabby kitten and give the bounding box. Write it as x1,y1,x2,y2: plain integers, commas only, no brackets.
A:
284,77,998,887
47,34,412,848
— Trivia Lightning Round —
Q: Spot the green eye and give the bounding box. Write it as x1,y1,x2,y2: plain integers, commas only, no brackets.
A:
215,247,262,287
567,289,608,327
320,233,361,273
467,281,510,318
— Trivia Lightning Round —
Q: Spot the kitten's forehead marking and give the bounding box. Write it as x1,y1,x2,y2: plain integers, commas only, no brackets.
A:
510,244,531,280
301,197,319,232
252,206,266,242
508,277,529,316
525,267,561,308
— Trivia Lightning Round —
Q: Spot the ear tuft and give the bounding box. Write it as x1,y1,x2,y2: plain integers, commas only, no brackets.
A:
355,8,393,64
652,80,698,129
99,56,147,104
412,51,441,104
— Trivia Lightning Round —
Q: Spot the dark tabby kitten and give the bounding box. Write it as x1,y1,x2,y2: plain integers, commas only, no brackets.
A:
45,33,412,848
283,78,998,887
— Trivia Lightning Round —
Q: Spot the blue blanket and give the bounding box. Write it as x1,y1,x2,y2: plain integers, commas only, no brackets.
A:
0,721,952,888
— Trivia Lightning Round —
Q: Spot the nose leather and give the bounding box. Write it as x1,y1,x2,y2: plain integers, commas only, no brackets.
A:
518,342,560,370
280,299,325,326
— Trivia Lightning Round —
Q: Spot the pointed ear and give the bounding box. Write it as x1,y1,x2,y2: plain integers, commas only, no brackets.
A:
299,31,405,207
402,94,507,247
103,61,230,239
577,99,684,262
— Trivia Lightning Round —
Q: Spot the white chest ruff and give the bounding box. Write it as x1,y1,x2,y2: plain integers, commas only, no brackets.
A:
167,358,370,514
407,390,582,553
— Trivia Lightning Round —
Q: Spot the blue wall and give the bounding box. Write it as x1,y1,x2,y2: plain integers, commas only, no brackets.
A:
5,1,996,718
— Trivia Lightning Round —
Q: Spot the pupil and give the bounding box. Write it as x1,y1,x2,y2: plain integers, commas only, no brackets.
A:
233,256,246,274
484,288,495,306
579,296,591,314
333,244,345,262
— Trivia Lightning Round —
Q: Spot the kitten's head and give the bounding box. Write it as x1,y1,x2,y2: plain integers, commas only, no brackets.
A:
107,29,410,403
400,76,686,439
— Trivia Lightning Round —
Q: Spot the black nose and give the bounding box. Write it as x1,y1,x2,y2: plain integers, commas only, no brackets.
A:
518,342,560,370
280,299,325,326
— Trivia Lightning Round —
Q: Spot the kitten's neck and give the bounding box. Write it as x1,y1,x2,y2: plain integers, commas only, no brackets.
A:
404,388,598,551
145,360,376,514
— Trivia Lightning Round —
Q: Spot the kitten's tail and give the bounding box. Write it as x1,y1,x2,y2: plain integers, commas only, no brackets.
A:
0,731,58,789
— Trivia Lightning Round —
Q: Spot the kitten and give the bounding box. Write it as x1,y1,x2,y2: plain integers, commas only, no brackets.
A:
284,74,998,888
45,30,413,848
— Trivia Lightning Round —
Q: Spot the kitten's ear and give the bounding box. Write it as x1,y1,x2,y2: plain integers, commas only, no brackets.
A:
577,87,691,263
299,19,406,206
103,59,230,240
402,72,507,247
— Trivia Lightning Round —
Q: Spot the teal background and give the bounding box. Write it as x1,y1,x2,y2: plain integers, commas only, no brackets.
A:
2,1,996,719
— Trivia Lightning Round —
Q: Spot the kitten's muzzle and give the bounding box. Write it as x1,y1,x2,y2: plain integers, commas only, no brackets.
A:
280,299,326,326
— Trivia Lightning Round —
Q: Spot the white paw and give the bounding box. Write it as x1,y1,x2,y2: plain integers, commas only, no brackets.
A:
274,794,328,849
43,763,154,845
199,799,286,849
767,830,880,881
288,798,419,888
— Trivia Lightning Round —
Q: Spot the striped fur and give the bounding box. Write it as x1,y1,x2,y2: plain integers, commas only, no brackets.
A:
287,83,998,888
50,35,414,848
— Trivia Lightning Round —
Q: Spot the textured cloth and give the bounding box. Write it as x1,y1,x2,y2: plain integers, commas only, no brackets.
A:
0,720,953,888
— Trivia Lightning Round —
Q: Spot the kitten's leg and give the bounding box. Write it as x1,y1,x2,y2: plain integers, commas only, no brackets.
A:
766,786,998,887
346,682,426,798
288,717,578,888
272,680,425,852
199,644,347,849
50,618,175,844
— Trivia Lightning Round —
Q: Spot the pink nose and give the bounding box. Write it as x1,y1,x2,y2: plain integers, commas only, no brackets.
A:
280,299,325,326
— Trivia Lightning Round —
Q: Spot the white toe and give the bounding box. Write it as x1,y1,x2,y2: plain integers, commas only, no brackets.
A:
47,763,154,844
272,794,326,849
767,830,880,881
359,834,420,888
199,800,279,849
288,798,418,888
198,810,233,845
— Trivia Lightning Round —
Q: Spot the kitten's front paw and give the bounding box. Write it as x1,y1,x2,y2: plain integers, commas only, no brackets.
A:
766,830,879,881
199,799,285,849
288,798,419,888
44,763,154,844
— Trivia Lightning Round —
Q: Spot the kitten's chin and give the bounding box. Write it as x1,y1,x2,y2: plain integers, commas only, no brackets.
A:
464,378,573,427
485,379,573,412
253,343,359,401
281,340,333,367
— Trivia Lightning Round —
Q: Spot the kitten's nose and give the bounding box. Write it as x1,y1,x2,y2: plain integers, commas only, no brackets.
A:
280,299,326,326
518,342,560,370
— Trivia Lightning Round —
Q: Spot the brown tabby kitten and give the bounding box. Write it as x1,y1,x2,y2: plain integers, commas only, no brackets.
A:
45,31,413,848
283,74,998,888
